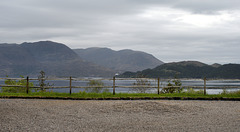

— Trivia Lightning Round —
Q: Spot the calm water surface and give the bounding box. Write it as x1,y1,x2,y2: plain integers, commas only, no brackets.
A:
1,79,240,94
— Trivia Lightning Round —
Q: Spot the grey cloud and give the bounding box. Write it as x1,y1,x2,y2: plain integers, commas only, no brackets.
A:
0,0,239,64
129,0,240,14
166,0,239,14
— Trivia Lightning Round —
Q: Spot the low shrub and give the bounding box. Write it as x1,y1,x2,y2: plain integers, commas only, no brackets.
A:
85,80,109,93
184,88,204,94
1,76,34,93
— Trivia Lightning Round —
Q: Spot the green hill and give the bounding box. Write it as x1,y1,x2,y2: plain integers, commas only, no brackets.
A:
119,61,240,79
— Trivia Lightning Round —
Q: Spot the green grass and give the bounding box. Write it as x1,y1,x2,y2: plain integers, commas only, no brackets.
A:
0,91,240,99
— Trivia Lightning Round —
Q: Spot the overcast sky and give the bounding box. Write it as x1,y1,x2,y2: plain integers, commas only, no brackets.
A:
1,0,240,64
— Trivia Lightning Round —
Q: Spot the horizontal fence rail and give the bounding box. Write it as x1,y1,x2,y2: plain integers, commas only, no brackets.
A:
0,77,240,95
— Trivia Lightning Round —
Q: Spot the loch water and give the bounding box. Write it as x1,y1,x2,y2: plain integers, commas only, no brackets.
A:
1,79,240,94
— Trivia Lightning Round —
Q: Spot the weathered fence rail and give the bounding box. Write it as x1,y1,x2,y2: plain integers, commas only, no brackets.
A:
0,77,240,95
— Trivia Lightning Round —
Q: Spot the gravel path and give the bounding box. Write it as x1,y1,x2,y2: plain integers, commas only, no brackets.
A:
0,99,239,132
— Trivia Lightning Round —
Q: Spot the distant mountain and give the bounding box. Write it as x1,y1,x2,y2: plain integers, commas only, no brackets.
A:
0,44,39,76
0,41,114,77
73,47,164,73
21,41,80,62
119,61,240,79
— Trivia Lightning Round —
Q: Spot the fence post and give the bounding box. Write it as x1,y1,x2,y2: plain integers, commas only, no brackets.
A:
113,76,116,95
26,76,29,94
157,78,160,95
69,76,72,95
204,77,206,95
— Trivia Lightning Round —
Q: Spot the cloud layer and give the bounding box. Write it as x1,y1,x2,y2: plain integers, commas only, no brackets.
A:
1,0,240,64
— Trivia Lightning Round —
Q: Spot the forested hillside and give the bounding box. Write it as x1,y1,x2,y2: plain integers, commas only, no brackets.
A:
120,61,240,79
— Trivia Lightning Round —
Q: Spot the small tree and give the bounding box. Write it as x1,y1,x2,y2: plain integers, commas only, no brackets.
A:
37,71,53,92
1,76,34,93
161,77,182,93
85,80,108,93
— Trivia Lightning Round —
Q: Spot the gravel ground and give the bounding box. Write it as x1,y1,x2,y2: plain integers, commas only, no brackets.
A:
0,99,239,132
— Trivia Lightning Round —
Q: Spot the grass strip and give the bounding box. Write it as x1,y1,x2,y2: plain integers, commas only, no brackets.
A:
0,92,240,101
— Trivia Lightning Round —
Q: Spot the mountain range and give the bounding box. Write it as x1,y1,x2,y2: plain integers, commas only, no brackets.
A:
1,41,239,78
0,41,114,77
119,61,240,79
73,48,163,73
0,41,163,77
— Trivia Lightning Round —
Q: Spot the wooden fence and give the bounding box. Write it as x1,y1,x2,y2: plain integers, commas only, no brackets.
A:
0,77,240,95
